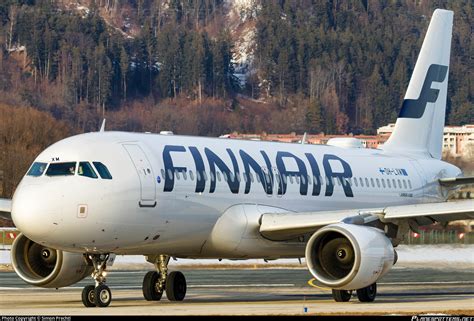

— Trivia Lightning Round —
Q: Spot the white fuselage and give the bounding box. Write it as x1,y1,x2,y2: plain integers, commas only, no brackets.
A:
11,131,461,259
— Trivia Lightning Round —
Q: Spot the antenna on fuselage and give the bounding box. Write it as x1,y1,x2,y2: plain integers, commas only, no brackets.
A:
99,119,106,132
301,132,307,145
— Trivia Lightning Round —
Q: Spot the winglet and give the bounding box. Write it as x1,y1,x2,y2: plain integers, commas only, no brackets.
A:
99,119,106,132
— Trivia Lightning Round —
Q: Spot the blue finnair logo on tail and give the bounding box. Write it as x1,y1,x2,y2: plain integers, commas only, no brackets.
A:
399,64,448,119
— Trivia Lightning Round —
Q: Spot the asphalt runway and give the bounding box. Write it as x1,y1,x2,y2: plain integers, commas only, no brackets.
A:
1,267,473,315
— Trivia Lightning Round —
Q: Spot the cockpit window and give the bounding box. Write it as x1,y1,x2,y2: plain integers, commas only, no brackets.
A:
78,162,98,179
93,162,112,179
46,162,76,176
27,162,47,177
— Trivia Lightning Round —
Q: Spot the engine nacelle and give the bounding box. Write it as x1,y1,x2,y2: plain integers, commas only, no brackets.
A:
11,233,93,288
305,223,395,290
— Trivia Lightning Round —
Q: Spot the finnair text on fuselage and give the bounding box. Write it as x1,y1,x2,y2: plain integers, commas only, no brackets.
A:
163,145,361,197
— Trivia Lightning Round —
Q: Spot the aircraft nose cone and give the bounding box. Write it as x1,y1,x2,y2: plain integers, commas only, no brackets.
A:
12,184,58,241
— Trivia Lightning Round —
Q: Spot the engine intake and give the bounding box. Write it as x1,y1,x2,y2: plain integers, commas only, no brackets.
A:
305,223,395,290
11,233,92,288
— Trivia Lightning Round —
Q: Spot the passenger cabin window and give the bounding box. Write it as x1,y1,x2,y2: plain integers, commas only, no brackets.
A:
93,162,112,179
276,174,281,185
46,162,76,176
78,162,98,179
27,162,47,177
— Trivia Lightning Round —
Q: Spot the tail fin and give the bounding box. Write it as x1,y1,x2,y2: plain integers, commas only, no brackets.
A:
382,9,453,159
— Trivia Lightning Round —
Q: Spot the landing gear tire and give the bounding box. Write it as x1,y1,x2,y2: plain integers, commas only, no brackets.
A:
82,285,96,307
81,253,113,308
356,283,377,302
143,271,163,301
94,284,112,307
166,271,187,301
332,289,352,302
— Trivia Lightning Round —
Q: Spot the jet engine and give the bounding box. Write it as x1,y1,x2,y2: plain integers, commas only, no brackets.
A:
11,233,92,288
305,223,395,290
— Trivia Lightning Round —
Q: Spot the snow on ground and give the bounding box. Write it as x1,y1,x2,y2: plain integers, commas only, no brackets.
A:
226,0,258,88
2,244,473,269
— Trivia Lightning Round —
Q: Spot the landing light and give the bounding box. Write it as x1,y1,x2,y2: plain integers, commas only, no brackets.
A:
459,233,465,240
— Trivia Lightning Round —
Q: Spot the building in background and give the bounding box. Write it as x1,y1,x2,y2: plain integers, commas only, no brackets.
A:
225,124,474,160
378,124,474,158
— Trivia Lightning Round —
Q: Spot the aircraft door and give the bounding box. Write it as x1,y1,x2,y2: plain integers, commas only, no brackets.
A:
123,144,157,208
409,160,426,201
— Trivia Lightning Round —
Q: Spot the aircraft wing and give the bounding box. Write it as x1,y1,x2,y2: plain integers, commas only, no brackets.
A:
259,200,474,241
0,198,12,220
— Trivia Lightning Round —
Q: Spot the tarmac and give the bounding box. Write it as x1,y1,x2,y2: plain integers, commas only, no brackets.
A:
1,266,473,315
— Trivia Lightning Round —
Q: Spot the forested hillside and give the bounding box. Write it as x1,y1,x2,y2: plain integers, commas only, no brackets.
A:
0,0,472,136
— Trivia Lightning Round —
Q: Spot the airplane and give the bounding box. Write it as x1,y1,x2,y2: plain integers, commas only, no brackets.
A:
0,8,473,308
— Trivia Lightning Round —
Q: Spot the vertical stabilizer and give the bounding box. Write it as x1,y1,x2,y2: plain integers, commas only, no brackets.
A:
382,9,453,159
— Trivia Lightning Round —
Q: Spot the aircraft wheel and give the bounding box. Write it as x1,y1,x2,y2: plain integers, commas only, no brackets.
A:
94,284,112,307
166,271,187,301
143,271,164,301
356,283,377,302
81,285,96,307
332,289,352,302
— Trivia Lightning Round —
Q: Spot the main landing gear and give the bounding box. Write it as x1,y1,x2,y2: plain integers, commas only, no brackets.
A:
142,255,187,302
82,254,112,307
331,283,377,303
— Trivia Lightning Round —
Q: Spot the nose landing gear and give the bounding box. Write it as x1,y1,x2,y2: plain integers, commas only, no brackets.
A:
81,254,112,308
142,254,187,302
